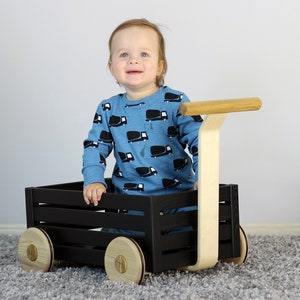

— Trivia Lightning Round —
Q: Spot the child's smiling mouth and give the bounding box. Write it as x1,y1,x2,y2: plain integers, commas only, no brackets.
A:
126,70,143,74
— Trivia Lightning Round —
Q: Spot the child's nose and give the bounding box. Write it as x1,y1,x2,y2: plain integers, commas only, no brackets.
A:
128,56,139,64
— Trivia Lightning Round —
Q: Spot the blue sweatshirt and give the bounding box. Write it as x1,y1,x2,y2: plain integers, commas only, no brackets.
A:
82,86,202,195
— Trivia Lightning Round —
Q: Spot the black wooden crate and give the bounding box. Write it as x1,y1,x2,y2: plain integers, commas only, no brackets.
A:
25,180,240,273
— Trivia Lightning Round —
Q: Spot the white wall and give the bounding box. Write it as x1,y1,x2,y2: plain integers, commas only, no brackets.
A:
0,0,299,225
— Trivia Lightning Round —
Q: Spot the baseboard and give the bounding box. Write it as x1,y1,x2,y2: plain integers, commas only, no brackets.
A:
242,223,300,235
0,224,26,235
0,223,300,235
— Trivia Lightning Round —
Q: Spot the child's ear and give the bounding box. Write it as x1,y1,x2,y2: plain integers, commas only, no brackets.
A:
157,60,165,76
108,60,113,73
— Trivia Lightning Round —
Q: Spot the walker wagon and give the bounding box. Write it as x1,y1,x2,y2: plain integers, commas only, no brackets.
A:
18,98,261,284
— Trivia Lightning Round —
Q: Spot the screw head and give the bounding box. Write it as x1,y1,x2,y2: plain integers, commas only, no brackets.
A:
27,244,38,261
115,255,127,273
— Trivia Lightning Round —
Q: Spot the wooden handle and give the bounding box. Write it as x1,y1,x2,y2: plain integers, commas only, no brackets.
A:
179,97,262,116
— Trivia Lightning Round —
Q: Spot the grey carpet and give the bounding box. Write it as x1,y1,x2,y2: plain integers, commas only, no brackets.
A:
0,234,299,300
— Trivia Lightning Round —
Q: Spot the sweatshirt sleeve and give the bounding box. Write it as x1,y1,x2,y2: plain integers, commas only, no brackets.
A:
176,95,202,180
82,102,113,187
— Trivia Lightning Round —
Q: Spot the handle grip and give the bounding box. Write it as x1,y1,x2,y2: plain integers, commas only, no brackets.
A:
179,97,262,116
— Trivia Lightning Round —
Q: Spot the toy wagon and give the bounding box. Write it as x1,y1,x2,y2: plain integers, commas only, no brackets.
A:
18,98,261,284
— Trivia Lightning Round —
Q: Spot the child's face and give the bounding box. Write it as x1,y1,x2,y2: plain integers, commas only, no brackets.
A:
109,26,164,98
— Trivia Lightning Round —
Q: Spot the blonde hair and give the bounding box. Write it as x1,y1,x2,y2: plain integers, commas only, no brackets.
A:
108,18,167,86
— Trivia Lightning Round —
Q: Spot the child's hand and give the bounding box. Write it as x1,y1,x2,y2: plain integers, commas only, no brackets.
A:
194,181,198,190
83,183,107,206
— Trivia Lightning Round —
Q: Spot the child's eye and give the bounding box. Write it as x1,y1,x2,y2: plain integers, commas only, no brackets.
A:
140,52,149,58
120,52,128,58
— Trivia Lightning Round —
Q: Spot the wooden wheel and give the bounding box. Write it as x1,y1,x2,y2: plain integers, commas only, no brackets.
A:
18,227,54,272
221,226,249,265
104,237,145,284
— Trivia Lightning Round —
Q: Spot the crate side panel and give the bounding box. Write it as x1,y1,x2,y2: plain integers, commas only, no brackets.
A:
230,185,241,258
38,226,110,248
153,250,197,273
25,188,35,227
219,223,233,241
159,211,197,232
34,207,145,231
54,245,105,266
219,203,232,221
153,191,197,211
32,189,85,206
160,230,197,252
218,243,235,259
31,188,149,211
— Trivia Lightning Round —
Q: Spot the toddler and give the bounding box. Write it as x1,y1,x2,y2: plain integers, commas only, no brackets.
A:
82,19,202,207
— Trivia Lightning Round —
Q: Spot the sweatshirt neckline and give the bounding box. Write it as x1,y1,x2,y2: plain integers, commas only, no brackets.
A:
121,86,165,104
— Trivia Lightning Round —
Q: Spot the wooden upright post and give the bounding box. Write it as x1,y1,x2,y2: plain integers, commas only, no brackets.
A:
179,97,262,270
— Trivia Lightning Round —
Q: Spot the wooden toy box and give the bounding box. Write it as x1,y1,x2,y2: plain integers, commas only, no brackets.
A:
24,179,240,274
